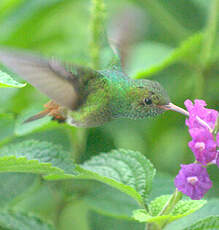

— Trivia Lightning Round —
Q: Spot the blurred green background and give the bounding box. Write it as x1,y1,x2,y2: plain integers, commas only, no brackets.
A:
0,0,218,229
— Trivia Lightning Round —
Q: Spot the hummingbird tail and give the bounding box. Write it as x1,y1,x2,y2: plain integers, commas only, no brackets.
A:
23,110,50,123
24,101,66,124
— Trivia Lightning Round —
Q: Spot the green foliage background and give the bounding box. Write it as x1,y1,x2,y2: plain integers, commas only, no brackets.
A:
0,0,218,229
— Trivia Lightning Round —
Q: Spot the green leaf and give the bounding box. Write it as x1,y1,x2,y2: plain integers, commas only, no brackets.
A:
183,216,219,230
0,1,90,61
165,199,219,230
14,106,52,136
81,181,140,219
0,70,26,88
0,145,155,207
133,195,206,225
0,210,54,230
171,199,207,217
128,42,173,77
0,114,15,143
0,173,37,208
0,140,77,179
14,123,75,153
133,33,203,79
0,0,63,42
149,195,170,216
76,149,156,206
89,210,144,230
132,209,152,223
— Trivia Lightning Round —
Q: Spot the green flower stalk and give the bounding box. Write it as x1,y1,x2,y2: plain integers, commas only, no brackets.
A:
90,0,105,69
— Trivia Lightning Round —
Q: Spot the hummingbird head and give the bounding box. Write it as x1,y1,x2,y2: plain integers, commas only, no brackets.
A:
125,79,170,119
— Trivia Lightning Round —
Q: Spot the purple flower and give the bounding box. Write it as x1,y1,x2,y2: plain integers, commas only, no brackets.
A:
185,99,218,130
188,128,217,165
174,164,212,200
216,133,219,168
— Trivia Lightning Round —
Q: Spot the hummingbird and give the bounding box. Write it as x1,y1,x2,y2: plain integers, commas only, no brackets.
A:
0,48,188,127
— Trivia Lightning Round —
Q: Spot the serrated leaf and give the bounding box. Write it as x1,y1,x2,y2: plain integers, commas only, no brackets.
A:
165,199,219,230
0,210,54,230
149,195,206,217
0,70,26,88
75,149,156,206
0,144,155,207
172,199,207,217
133,33,202,79
0,140,77,179
149,195,170,216
133,195,206,226
183,215,219,230
132,209,152,223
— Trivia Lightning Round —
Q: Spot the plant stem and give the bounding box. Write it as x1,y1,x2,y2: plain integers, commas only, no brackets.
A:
195,0,219,97
146,189,182,230
213,116,219,135
74,128,87,163
69,0,106,162
158,189,182,216
90,0,105,69
200,0,219,69
67,127,87,163
134,0,190,43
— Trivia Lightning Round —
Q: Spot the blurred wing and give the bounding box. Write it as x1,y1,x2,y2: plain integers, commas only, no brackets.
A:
0,49,78,110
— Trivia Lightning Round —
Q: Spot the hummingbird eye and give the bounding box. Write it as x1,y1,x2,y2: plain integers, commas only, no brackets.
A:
144,98,152,105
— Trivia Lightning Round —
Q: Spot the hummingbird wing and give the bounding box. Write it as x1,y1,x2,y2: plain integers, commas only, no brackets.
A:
0,49,103,110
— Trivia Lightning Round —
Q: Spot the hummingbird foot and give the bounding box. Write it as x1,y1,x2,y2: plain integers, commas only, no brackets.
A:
44,101,67,122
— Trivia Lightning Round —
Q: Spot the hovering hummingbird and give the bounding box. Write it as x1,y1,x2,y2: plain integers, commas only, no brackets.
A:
0,48,188,127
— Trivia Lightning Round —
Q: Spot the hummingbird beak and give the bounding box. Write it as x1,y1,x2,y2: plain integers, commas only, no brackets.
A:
159,103,189,116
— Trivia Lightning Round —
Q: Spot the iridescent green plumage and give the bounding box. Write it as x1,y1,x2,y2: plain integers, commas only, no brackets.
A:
66,65,170,127
0,49,170,127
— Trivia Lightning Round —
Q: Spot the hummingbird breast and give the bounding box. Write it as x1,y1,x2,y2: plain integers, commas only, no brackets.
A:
66,75,114,127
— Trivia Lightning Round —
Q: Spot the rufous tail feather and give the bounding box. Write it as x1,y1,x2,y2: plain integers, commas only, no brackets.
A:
23,110,50,123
